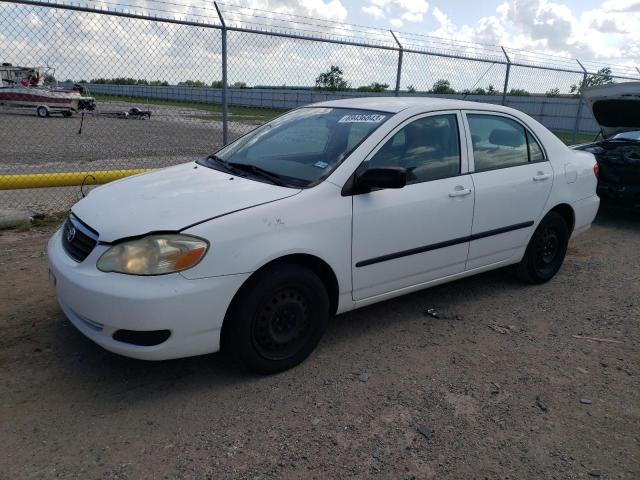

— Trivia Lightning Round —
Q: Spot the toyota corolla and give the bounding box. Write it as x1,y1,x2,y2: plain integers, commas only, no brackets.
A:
48,97,600,373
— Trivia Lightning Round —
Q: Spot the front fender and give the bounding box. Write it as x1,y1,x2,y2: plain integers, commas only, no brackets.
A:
180,183,353,298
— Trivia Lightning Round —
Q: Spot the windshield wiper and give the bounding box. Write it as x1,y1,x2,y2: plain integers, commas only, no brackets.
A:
205,154,245,176
227,162,288,187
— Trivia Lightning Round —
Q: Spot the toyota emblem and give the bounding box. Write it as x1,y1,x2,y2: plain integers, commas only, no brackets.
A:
66,225,77,243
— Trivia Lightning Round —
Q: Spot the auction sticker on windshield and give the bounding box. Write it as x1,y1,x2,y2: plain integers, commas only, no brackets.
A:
338,114,387,123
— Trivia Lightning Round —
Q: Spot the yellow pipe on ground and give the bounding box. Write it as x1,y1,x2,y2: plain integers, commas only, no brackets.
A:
0,169,152,190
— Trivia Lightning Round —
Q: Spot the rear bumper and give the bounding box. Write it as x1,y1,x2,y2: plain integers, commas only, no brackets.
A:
48,228,250,360
571,195,600,237
597,182,640,205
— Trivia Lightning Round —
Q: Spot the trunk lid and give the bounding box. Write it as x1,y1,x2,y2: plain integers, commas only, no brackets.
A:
583,82,640,138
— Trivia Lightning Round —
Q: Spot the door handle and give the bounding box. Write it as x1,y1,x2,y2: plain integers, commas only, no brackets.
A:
449,187,472,197
533,172,552,181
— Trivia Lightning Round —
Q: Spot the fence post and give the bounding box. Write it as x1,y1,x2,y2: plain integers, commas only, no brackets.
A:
390,30,403,97
572,59,588,144
214,2,228,145
500,46,511,106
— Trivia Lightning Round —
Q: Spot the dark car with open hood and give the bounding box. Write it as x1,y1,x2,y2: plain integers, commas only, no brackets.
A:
573,82,640,207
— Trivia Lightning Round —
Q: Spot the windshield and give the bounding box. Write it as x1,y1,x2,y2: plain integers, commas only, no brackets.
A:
206,107,390,187
612,131,640,141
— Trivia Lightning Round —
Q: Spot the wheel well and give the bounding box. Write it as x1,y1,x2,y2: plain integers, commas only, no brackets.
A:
224,253,340,319
219,254,340,352
550,203,575,234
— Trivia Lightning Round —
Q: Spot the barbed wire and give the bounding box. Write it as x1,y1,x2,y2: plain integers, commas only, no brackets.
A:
3,0,638,76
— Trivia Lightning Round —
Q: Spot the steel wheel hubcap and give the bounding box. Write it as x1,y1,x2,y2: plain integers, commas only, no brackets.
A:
252,288,310,360
537,228,559,267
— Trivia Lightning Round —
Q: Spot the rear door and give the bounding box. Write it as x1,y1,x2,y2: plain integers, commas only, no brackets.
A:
351,111,475,300
463,111,553,270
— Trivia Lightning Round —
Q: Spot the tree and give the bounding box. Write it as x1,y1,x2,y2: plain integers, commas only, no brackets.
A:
508,88,529,96
487,85,497,95
545,87,560,97
231,81,248,89
570,67,614,94
178,80,206,87
315,65,349,91
43,74,56,85
407,85,416,93
356,82,389,92
429,79,456,94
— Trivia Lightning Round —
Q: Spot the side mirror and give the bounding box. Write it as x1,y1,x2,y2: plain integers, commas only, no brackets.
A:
356,167,407,191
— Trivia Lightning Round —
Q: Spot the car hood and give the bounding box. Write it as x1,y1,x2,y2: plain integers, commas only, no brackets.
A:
583,82,640,138
71,162,301,242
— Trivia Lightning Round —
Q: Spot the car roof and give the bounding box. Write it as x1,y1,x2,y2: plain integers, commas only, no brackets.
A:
309,96,506,114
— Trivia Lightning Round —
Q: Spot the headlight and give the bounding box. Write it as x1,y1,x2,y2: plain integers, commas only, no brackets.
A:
97,234,208,275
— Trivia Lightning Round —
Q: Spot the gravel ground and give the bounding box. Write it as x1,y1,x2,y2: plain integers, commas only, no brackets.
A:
0,205,638,479
0,103,229,170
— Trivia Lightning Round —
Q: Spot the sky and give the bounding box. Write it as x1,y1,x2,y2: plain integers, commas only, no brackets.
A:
1,0,639,91
261,0,639,69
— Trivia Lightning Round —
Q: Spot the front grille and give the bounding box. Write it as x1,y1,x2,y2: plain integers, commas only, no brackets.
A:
61,215,98,262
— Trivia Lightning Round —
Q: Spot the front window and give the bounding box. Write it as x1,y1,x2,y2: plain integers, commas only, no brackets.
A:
612,131,640,141
205,107,390,187
367,114,461,184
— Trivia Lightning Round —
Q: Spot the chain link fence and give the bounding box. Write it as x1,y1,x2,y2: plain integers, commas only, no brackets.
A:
1,0,638,212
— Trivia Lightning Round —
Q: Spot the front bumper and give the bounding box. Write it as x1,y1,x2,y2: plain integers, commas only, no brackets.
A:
48,228,250,360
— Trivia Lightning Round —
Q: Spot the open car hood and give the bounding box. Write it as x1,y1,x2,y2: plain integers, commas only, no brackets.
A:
583,82,640,138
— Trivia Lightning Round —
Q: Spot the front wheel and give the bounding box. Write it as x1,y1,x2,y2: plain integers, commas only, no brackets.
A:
517,211,569,284
224,264,329,374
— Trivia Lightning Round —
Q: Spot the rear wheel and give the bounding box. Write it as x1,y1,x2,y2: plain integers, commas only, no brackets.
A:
517,211,569,284
224,264,329,374
36,106,49,118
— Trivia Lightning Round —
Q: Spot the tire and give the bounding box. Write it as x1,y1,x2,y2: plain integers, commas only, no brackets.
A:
36,106,49,118
517,211,569,284
224,264,330,374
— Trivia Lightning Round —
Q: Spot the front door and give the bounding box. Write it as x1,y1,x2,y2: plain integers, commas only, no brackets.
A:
351,112,475,300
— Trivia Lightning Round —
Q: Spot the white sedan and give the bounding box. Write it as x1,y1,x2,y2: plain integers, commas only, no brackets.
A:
48,97,600,373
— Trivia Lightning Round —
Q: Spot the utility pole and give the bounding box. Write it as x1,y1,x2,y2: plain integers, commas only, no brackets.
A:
572,59,588,144
501,46,511,106
390,30,403,97
214,2,228,145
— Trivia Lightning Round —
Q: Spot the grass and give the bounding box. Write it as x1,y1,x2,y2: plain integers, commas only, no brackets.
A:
94,94,597,145
552,131,598,146
92,94,284,123
2,212,67,234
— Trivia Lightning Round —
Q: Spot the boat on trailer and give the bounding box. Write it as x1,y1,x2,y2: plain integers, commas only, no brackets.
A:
0,64,96,117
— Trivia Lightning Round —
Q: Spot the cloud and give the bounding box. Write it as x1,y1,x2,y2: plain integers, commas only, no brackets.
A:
362,5,384,19
401,11,424,22
364,0,428,27
429,1,639,71
602,0,640,12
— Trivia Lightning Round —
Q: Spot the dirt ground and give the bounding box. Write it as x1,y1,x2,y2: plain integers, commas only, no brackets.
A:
0,205,638,479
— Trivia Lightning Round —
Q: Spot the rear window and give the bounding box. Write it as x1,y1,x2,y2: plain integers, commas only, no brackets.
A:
467,114,545,171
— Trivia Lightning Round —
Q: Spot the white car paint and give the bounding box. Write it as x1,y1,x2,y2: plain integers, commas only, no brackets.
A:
48,97,600,361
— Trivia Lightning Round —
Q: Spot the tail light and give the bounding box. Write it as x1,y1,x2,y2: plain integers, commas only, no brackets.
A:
593,162,599,178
